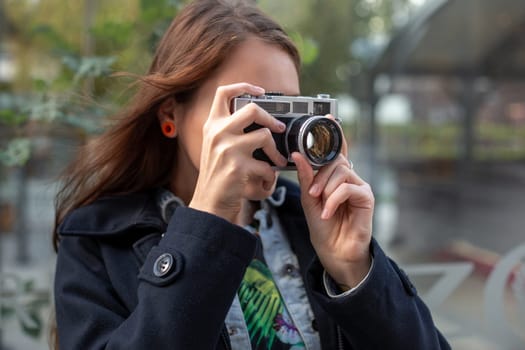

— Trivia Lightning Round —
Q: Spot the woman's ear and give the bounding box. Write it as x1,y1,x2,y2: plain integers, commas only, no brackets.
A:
157,97,176,123
157,97,178,138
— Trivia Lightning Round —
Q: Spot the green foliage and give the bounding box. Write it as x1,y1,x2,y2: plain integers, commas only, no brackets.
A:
91,21,134,49
289,31,319,66
259,0,418,95
30,24,76,54
0,1,184,341
294,0,355,95
62,55,117,83
0,0,184,170
475,122,525,160
378,121,525,161
379,122,461,160
0,108,25,126
139,0,186,51
140,0,182,23
0,138,31,167
0,274,50,339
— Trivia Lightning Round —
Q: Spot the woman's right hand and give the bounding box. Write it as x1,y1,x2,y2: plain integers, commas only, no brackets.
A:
189,83,288,223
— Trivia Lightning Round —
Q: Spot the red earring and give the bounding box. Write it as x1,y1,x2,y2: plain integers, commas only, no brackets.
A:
161,120,176,138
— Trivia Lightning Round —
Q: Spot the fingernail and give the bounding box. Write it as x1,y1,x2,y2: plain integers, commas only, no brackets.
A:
309,184,319,196
276,120,286,131
321,208,330,219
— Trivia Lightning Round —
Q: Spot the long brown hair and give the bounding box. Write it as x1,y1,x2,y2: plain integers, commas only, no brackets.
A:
52,0,300,250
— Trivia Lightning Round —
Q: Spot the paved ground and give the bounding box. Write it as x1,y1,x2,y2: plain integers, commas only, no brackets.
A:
379,160,525,350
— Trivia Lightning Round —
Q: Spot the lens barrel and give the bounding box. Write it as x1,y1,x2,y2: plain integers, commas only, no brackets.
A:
286,115,342,168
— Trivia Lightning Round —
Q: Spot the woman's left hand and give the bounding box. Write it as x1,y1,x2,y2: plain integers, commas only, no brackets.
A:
292,136,374,291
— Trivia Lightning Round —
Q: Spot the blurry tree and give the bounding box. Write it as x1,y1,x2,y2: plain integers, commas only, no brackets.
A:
0,0,186,342
260,0,421,96
0,0,186,168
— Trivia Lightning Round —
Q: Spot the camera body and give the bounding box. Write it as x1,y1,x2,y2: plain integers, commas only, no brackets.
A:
233,94,343,170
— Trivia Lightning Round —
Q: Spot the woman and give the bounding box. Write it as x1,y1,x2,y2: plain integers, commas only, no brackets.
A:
53,0,450,349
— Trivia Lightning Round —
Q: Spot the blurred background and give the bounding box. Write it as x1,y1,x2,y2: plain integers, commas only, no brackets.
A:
1,0,524,349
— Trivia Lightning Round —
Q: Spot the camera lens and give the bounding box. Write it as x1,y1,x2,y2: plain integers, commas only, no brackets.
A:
286,115,342,168
302,117,341,166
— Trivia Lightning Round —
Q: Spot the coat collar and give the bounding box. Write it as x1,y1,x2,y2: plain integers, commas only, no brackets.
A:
57,190,165,237
57,177,303,238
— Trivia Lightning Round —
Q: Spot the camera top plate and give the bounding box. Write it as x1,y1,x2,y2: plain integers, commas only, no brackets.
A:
233,94,337,117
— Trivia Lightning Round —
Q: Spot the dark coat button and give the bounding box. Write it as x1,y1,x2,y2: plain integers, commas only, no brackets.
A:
153,253,174,277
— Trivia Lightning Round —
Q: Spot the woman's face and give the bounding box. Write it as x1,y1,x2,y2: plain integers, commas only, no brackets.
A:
173,37,300,201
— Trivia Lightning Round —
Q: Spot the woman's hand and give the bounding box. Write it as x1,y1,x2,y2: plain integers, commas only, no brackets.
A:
189,83,287,223
292,135,374,290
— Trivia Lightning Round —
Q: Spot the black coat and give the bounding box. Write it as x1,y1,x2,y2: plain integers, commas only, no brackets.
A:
54,178,450,349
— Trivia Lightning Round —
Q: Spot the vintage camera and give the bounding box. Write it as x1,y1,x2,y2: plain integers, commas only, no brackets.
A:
233,93,343,170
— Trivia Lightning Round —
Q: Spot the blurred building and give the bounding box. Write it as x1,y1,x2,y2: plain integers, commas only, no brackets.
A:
355,0,525,348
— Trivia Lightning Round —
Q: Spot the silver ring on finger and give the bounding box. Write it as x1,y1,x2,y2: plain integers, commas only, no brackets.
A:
349,159,354,170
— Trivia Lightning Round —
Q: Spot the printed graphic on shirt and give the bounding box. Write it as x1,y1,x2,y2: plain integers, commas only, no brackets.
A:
239,259,305,350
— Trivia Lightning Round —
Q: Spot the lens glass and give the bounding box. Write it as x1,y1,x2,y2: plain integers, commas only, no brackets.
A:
304,119,340,164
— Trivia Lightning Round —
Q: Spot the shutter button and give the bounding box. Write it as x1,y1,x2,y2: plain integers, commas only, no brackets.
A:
153,253,174,277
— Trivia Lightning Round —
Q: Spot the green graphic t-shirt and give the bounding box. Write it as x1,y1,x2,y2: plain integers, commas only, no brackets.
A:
238,235,305,350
